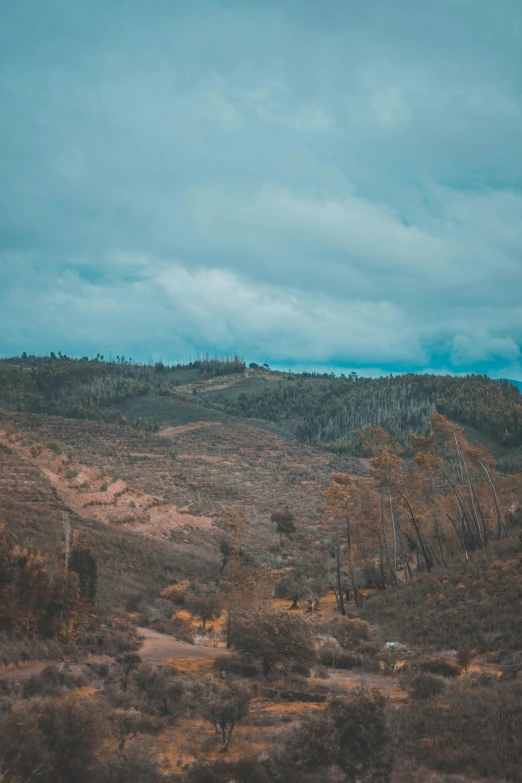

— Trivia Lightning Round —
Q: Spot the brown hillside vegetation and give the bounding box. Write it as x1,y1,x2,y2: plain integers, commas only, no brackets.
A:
0,410,366,551
1,387,522,782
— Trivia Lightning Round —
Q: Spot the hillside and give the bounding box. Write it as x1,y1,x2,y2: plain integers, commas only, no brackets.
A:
0,354,245,423
2,356,522,465
0,407,366,597
222,372,522,453
1,356,522,783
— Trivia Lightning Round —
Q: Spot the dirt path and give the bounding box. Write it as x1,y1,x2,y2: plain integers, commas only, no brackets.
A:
160,421,221,438
0,662,50,681
175,375,245,396
138,627,229,662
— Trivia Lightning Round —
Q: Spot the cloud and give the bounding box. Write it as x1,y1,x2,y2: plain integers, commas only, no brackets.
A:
369,85,412,127
0,256,424,365
0,0,521,372
450,333,521,366
242,82,335,132
201,88,244,131
257,101,335,132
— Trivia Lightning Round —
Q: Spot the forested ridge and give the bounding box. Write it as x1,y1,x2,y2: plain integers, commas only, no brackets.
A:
225,373,522,451
2,356,521,456
0,354,245,421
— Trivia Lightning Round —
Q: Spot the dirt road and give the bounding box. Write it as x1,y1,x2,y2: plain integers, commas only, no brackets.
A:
137,627,229,662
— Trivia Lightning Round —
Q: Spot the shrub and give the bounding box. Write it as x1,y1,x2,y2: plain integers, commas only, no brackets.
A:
408,674,446,700
23,665,87,699
290,660,312,677
336,651,363,669
416,657,461,678
126,593,144,613
319,640,363,669
160,580,190,603
320,616,371,648
216,653,259,679
313,664,330,679
187,759,271,783
132,662,186,717
396,679,522,782
467,671,496,688
78,612,139,655
318,638,343,667
100,736,165,783
0,693,108,783
276,689,390,783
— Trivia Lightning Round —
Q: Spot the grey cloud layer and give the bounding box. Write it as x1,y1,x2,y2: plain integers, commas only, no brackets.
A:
0,0,521,374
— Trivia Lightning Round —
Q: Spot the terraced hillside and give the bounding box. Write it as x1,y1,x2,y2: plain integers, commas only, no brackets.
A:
0,409,366,574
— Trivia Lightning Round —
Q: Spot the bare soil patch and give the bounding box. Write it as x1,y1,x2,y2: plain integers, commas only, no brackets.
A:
0,429,214,537
138,627,229,662
161,421,222,438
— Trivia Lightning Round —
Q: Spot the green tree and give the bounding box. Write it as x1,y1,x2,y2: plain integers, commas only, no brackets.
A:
200,679,251,752
281,689,390,782
69,548,98,604
231,604,316,676
185,587,222,629
271,507,296,544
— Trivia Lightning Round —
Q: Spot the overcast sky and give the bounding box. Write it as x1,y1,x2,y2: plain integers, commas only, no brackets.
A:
1,0,521,376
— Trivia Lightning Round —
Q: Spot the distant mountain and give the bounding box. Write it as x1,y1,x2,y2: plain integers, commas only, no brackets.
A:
506,378,522,393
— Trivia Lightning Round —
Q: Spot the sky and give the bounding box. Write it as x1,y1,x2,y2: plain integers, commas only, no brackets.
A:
1,0,521,378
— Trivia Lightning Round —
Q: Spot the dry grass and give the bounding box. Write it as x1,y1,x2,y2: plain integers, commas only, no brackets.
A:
252,697,324,716
154,695,320,771
159,658,218,674
175,608,227,634
326,670,408,703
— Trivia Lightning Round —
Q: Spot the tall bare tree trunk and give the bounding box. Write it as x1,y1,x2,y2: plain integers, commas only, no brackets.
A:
393,485,433,573
335,522,346,615
446,512,470,560
381,493,398,586
458,446,485,547
479,460,507,540
431,478,447,566
346,513,362,607
388,488,412,580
